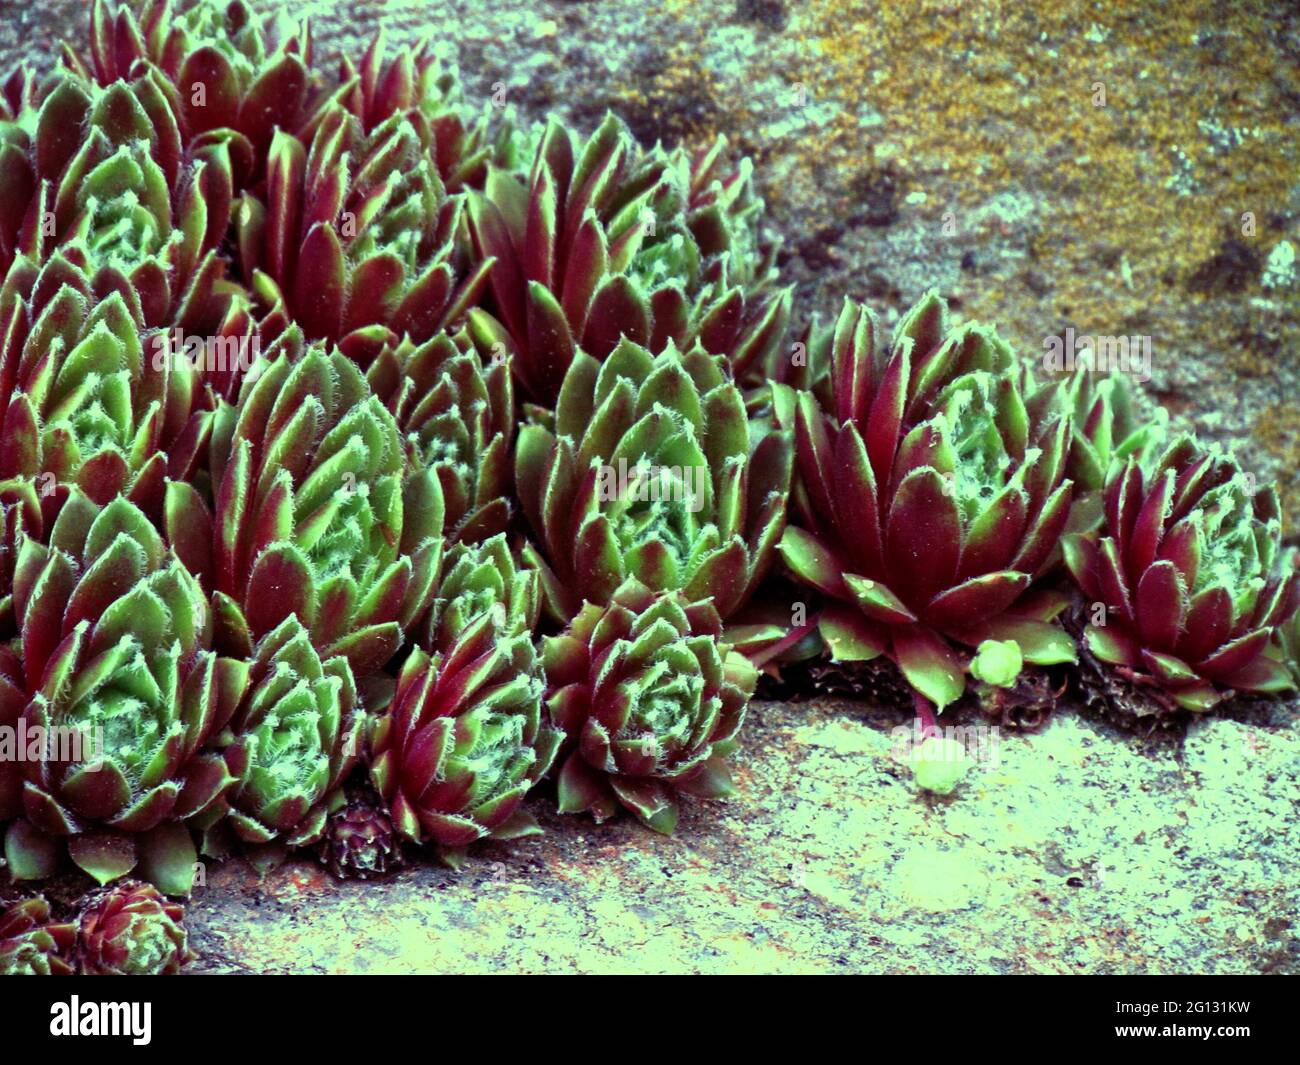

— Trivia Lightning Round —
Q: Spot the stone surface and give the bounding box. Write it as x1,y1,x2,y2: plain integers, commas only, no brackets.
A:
181,698,1300,975
3,0,1297,975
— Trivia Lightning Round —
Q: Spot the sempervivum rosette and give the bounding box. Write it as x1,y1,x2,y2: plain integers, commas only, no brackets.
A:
1049,367,1166,534
466,113,664,407
0,280,211,519
368,611,562,865
20,74,235,331
602,130,789,389
1063,436,1298,714
69,0,319,172
337,33,505,191
1060,369,1165,496
515,338,792,622
2,492,247,894
75,879,191,976
168,346,444,676
215,616,362,851
776,294,1077,712
0,897,76,975
466,114,789,407
0,74,237,518
421,532,539,653
355,326,514,544
543,578,757,834
236,103,491,347
659,134,789,389
316,789,403,880
678,135,777,290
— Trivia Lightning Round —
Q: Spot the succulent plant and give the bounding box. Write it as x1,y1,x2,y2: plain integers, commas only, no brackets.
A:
316,788,404,880
70,0,320,172
969,638,1023,689
27,73,236,331
0,896,76,975
218,616,362,849
910,734,970,796
515,338,792,622
677,135,778,290
168,345,444,676
368,611,561,863
1058,369,1165,494
465,113,659,408
634,133,790,388
356,326,514,543
236,103,491,347
775,294,1077,711
543,578,756,833
1063,436,1298,713
0,72,241,515
466,114,788,407
0,0,1293,933
0,276,212,518
1047,367,1167,534
75,879,192,975
336,32,505,191
2,491,247,892
421,532,539,653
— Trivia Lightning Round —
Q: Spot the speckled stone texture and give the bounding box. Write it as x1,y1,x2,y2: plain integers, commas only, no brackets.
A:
180,700,1300,975
3,0,1297,974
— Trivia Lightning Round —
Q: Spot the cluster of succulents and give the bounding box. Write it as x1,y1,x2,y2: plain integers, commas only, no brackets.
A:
1,880,189,975
0,0,1296,976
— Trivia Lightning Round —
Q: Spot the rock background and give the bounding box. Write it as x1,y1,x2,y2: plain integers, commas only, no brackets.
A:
2,0,1297,973
179,700,1300,975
